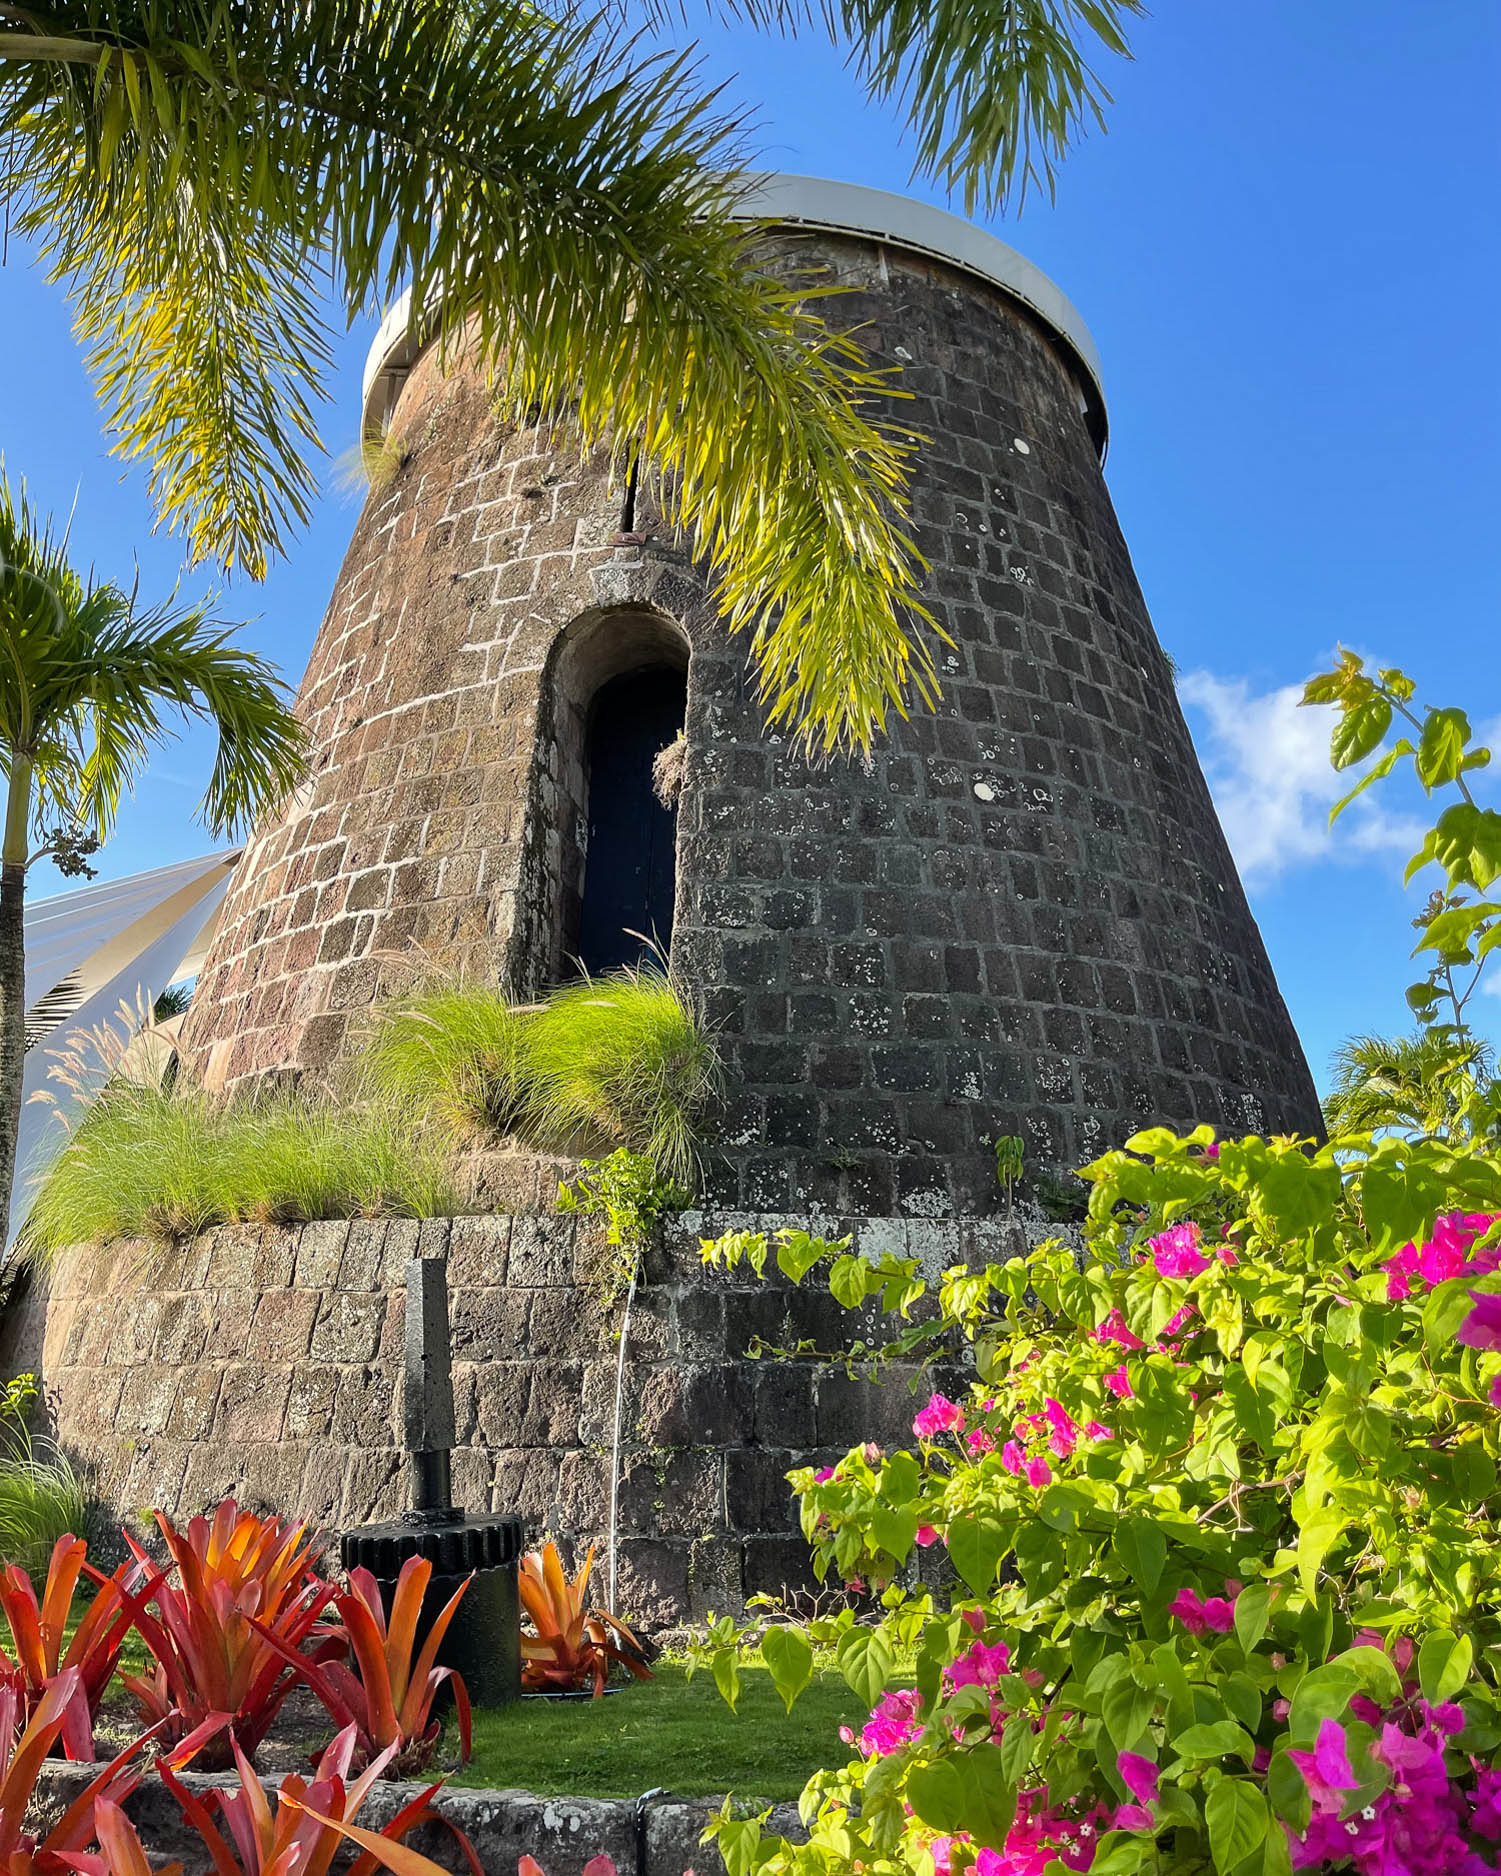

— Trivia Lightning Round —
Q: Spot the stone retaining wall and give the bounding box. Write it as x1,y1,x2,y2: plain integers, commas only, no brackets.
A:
32,1759,801,1876
20,1207,1014,1627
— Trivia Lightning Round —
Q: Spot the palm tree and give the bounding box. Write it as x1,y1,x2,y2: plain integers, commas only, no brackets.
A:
0,472,306,1232
1323,1030,1501,1145
0,0,1138,753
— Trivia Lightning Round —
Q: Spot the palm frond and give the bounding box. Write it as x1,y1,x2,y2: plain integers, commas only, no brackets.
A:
640,0,1142,213
1322,1029,1496,1142
1,0,937,747
0,467,307,842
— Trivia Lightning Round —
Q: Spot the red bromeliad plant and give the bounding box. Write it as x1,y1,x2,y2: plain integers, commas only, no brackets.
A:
0,1669,216,1874
122,1500,341,1766
255,1555,473,1773
0,1537,157,1759
156,1722,483,1876
519,1542,651,1698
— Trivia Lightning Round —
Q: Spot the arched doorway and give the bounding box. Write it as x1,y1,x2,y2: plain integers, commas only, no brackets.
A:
576,667,686,976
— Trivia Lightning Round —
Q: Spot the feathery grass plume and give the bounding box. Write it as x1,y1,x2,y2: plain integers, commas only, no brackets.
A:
523,970,719,1185
358,984,533,1140
22,1084,461,1254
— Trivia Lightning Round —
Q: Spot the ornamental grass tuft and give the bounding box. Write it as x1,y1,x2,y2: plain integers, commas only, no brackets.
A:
23,1086,461,1254
357,983,533,1140
359,969,718,1185
520,970,720,1186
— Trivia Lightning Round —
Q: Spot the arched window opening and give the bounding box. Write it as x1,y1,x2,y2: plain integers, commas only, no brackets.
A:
575,665,686,977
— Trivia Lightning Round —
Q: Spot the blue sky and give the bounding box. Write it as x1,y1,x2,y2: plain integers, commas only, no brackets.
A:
3,0,1498,1089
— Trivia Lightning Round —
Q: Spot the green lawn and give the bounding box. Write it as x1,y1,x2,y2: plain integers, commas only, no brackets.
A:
451,1662,864,1802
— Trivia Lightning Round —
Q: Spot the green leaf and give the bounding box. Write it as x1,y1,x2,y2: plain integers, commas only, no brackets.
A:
1084,1833,1152,1875
712,1647,741,1713
1102,1674,1156,1751
907,1745,1016,1849
1330,694,1392,770
881,1449,921,1506
1416,707,1472,790
1294,1507,1347,1596
828,1254,873,1309
1234,1581,1274,1655
1418,1630,1474,1705
1171,1721,1255,1765
1429,802,1501,890
868,1502,919,1563
1223,1367,1278,1453
1111,1517,1168,1596
1013,1520,1066,1598
1328,738,1412,824
1267,1749,1313,1832
947,1515,1009,1597
1331,1645,1403,1704
1205,1779,1269,1874
836,1626,894,1707
760,1625,813,1713
1288,1665,1360,1746
774,1230,828,1283
1219,1672,1264,1733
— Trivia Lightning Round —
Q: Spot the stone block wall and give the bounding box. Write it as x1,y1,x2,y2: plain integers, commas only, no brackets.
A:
26,1205,1002,1628
178,225,1321,1219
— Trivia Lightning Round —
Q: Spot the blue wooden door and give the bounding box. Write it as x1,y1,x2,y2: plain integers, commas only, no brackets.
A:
576,668,685,977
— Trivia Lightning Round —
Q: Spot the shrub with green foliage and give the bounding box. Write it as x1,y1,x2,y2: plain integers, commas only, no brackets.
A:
696,1126,1501,1876
24,1085,461,1251
0,1376,87,1581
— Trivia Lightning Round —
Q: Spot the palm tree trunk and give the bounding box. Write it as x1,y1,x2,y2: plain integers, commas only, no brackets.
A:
0,760,32,1240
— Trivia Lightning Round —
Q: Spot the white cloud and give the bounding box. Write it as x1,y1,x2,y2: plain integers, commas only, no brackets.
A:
1177,670,1426,886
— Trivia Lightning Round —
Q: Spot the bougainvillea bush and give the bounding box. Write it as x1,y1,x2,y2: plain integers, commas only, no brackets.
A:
699,1128,1501,1876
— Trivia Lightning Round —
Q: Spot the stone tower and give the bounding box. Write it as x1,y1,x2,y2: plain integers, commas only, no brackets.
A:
180,175,1320,1210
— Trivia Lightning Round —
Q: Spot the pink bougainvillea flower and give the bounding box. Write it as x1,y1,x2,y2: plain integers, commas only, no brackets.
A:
1159,1303,1198,1340
1001,1441,1025,1475
1111,1804,1154,1834
967,1428,996,1455
1489,1374,1501,1410
948,1640,1012,1690
1085,1420,1114,1441
916,1525,940,1547
1094,1309,1145,1351
1044,1398,1079,1458
1385,1242,1420,1301
814,1467,837,1482
1117,1752,1159,1806
1457,1291,1501,1352
1167,1586,1237,1635
1420,1700,1465,1736
960,1608,986,1634
1217,1247,1238,1265
1150,1222,1209,1280
860,1688,923,1757
1473,1765,1501,1840
1202,1142,1221,1161
1386,1213,1500,1302
913,1393,965,1438
1103,1365,1133,1399
1287,1719,1360,1811
1024,1456,1052,1488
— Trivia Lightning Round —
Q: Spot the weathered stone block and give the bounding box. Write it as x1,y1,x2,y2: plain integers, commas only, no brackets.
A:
310,1293,383,1363
251,1289,319,1362
215,1365,292,1444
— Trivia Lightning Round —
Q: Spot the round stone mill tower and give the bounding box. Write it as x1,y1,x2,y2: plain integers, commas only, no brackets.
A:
180,174,1320,1215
